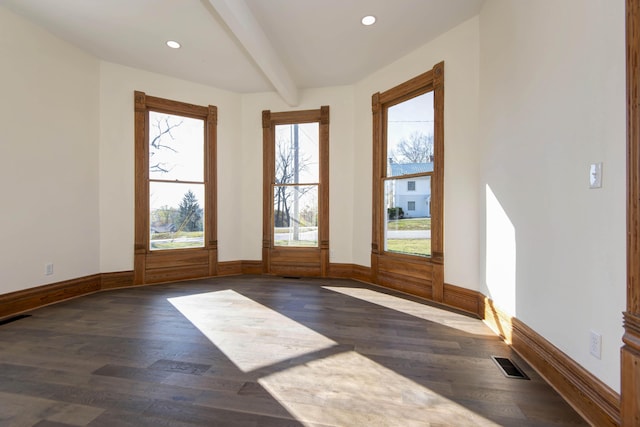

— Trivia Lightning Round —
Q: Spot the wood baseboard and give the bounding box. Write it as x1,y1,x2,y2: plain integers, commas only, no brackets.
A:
241,260,263,275
328,263,355,278
217,261,242,276
513,318,620,426
0,274,102,319
328,263,375,285
216,260,265,276
481,296,514,343
481,295,620,426
351,264,372,283
0,263,622,426
101,270,135,290
443,282,481,316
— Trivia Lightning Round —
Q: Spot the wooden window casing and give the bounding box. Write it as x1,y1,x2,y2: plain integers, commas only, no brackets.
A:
371,62,444,301
262,107,330,277
134,92,217,284
623,0,640,423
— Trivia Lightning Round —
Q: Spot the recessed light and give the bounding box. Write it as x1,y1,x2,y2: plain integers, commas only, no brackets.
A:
166,40,181,49
361,15,376,26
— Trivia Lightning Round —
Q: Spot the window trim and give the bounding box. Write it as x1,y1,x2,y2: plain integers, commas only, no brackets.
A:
262,107,330,276
371,61,444,301
134,91,217,284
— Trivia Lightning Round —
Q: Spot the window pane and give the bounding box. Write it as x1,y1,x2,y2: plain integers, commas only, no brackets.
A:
386,91,434,178
384,177,431,257
275,123,319,184
149,111,204,182
150,182,204,250
273,185,318,247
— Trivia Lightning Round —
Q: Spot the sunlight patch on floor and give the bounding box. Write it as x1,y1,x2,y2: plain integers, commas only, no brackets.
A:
323,286,495,336
259,350,500,426
169,287,502,425
168,289,337,372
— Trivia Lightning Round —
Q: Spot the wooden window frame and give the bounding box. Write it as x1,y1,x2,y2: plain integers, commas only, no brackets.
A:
623,0,640,423
371,62,444,301
262,107,330,277
134,91,217,284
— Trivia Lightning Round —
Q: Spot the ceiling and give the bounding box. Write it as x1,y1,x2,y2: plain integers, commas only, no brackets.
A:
1,0,484,105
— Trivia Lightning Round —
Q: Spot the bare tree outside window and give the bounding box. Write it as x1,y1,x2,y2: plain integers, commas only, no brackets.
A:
148,111,205,250
384,91,434,257
149,116,183,174
273,123,319,247
391,131,434,164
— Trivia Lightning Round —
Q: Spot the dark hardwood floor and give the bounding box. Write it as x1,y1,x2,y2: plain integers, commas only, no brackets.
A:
0,275,586,426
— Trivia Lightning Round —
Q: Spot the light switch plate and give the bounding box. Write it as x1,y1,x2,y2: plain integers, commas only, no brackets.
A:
589,331,602,359
589,162,602,189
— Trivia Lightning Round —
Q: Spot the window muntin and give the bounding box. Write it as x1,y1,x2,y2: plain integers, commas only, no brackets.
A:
407,181,416,191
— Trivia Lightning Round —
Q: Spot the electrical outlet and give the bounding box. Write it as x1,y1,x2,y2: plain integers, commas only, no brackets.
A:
589,331,602,359
589,162,603,188
45,263,54,276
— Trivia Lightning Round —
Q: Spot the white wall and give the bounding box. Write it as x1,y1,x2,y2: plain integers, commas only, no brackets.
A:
239,87,355,263
353,17,481,290
479,0,626,392
98,62,242,271
0,7,100,293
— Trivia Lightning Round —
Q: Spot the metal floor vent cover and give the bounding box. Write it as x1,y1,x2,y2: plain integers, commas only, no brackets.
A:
491,356,529,380
0,314,31,326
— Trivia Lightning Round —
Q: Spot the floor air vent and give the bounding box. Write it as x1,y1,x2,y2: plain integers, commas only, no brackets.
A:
491,356,529,380
0,314,31,326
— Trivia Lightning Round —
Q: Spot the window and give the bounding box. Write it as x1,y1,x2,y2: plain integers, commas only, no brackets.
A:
383,89,435,257
262,107,330,276
134,92,217,284
371,61,444,301
273,122,319,247
148,111,205,250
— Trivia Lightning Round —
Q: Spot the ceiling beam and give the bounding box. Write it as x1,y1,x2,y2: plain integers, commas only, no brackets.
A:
206,0,299,106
